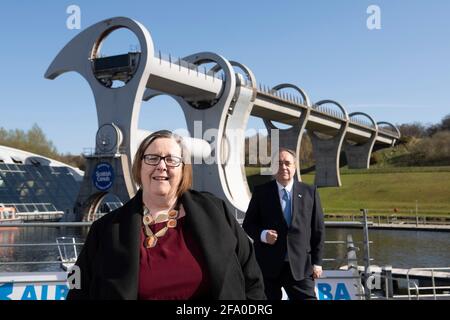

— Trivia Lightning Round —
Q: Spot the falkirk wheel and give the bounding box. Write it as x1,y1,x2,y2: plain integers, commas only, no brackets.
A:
45,17,400,221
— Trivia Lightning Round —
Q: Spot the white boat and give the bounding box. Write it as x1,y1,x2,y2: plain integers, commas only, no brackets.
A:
0,205,23,225
1,203,64,222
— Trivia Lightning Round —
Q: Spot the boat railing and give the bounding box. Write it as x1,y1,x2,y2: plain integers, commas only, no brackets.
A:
3,218,448,300
56,237,80,270
0,221,362,269
361,266,450,300
0,222,90,269
0,243,85,267
406,267,450,300
0,221,364,281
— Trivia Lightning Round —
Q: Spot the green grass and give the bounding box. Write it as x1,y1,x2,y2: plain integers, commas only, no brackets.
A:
246,166,450,216
339,166,450,174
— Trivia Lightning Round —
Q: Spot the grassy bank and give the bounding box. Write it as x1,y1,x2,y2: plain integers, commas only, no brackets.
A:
246,166,450,216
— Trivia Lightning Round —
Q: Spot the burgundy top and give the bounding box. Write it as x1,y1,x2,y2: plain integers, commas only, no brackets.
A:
138,216,209,300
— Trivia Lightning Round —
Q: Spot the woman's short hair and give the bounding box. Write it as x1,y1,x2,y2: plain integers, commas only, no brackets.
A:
132,130,192,198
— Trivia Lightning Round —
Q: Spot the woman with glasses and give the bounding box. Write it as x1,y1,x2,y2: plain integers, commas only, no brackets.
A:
67,130,265,300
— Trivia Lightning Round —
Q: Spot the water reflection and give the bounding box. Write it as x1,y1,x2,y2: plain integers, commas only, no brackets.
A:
0,228,18,259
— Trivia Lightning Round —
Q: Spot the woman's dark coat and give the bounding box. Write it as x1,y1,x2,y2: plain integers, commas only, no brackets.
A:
67,189,265,300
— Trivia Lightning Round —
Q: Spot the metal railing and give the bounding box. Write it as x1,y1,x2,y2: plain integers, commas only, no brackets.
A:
0,222,90,269
378,126,399,137
406,267,450,300
0,241,84,267
257,84,308,106
325,212,450,227
0,221,362,274
156,50,225,82
312,103,346,120
362,267,450,300
1,216,449,300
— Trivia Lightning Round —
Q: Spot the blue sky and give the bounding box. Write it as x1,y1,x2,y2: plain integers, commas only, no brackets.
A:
1,0,449,154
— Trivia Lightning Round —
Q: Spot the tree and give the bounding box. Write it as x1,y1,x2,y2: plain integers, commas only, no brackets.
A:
440,114,450,132
26,124,59,158
0,124,85,170
398,122,428,138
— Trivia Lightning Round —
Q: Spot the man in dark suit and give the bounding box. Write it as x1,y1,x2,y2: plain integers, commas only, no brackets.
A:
243,148,325,300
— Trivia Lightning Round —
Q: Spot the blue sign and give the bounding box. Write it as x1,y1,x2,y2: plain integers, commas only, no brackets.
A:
0,282,69,300
92,162,114,191
317,283,351,300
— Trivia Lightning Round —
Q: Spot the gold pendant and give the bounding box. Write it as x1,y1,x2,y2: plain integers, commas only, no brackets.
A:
143,214,154,225
167,219,177,228
145,235,158,248
168,209,178,219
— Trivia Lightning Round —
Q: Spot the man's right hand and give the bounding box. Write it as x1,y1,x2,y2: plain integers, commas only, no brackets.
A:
266,230,278,244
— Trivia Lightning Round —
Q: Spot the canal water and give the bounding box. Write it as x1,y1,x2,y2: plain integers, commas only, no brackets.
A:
0,226,449,272
324,228,450,269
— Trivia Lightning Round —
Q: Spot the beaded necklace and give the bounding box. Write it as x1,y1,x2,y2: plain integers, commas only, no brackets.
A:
142,201,180,248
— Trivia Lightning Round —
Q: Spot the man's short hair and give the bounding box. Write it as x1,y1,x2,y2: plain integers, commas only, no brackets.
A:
273,147,297,161
280,148,296,159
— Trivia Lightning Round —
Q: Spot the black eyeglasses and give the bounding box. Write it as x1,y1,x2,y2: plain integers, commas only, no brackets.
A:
142,154,183,167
